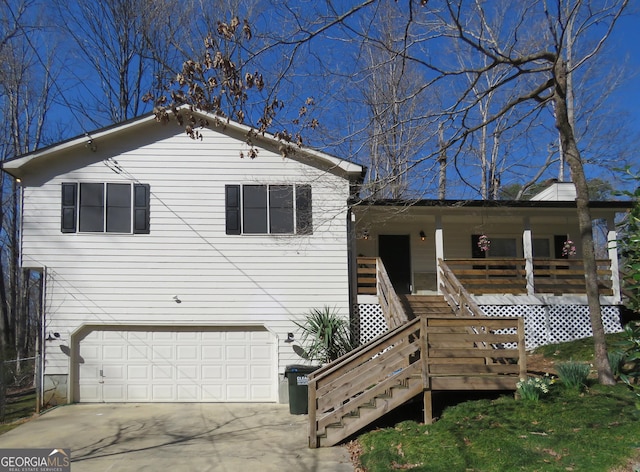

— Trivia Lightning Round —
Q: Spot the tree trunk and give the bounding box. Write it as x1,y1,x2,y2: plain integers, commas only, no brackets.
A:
553,60,615,385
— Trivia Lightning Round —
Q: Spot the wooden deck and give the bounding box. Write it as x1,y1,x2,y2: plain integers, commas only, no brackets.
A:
308,258,526,448
310,256,614,448
308,311,525,447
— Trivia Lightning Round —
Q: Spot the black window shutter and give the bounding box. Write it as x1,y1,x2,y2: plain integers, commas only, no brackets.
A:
554,234,568,259
61,183,78,233
226,185,241,235
471,235,486,259
133,184,150,234
295,185,313,234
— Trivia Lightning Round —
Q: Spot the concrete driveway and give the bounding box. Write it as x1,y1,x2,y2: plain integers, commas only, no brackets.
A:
0,403,354,471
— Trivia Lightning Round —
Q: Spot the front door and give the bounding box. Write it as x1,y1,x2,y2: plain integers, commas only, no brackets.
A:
379,234,412,294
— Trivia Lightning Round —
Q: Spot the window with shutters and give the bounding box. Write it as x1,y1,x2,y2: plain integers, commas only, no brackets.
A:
61,182,150,234
225,184,312,235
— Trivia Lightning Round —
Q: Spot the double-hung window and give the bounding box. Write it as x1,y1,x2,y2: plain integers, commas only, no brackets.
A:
225,184,312,235
61,182,150,234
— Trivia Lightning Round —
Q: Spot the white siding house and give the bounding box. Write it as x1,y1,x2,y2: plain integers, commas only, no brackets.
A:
3,112,364,405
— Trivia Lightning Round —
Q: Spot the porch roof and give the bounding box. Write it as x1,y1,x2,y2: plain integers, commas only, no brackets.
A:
351,198,633,211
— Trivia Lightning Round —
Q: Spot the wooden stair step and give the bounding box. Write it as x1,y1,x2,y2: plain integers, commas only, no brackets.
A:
319,379,423,447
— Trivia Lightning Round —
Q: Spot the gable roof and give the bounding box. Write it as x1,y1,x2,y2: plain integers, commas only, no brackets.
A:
1,109,366,181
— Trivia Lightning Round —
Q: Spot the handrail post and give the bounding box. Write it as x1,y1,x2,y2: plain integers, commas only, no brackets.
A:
518,317,527,380
419,314,433,424
308,375,318,448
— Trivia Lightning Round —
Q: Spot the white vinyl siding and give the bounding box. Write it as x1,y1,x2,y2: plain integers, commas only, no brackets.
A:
20,123,353,392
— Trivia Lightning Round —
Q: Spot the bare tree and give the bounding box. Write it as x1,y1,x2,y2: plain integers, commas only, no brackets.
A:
52,0,173,126
358,3,435,199
404,0,627,383
268,0,629,382
0,0,56,359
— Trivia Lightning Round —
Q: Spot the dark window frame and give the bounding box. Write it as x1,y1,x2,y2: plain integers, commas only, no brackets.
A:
225,184,312,235
61,182,150,234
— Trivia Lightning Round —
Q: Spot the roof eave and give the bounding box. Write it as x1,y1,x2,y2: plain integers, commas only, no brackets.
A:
1,108,365,181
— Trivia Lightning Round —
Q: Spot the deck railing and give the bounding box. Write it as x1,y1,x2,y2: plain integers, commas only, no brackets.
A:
444,258,527,294
356,257,409,328
438,258,484,316
376,259,409,328
358,257,614,297
532,258,613,295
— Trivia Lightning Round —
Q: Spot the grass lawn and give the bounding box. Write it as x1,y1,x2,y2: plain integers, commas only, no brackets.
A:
0,391,37,435
355,334,640,472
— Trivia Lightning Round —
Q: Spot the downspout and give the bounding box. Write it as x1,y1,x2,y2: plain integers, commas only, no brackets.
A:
37,268,46,414
346,207,359,344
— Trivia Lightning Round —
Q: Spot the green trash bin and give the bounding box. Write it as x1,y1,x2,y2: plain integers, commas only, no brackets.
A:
285,364,319,414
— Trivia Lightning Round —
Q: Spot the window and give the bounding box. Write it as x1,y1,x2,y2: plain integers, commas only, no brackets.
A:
490,238,517,257
225,184,312,235
61,182,150,234
533,238,551,258
471,235,517,258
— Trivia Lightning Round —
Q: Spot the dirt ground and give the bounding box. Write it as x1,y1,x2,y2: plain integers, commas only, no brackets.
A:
526,352,558,375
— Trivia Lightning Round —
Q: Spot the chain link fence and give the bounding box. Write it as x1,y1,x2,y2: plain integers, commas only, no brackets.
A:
0,356,39,423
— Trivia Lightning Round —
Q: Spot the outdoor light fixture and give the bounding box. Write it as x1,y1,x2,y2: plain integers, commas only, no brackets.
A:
419,230,426,241
173,295,182,304
285,333,295,343
45,331,60,341
85,133,97,152
362,230,370,240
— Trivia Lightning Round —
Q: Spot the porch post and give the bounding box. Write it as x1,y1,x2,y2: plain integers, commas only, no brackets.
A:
607,217,621,303
435,215,444,295
522,217,535,295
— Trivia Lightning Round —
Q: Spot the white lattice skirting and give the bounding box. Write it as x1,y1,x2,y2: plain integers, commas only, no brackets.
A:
355,304,622,350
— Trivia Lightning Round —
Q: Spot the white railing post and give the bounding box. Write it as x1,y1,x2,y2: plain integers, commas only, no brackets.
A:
435,215,444,295
607,217,621,303
522,217,535,295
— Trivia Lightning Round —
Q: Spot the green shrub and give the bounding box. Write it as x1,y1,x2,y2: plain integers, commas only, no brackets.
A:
608,350,626,379
556,361,591,391
615,321,640,408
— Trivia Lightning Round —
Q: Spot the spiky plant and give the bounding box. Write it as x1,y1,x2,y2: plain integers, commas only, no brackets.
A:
293,306,357,363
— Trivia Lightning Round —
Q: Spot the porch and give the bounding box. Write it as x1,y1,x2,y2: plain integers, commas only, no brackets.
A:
355,256,623,349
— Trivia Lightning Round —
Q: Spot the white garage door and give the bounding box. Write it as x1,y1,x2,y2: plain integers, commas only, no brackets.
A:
78,327,276,402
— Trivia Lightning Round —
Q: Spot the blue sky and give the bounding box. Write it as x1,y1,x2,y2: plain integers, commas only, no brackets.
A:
609,13,640,132
20,1,640,198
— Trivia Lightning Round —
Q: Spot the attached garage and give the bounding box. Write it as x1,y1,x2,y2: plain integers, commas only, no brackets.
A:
75,326,276,403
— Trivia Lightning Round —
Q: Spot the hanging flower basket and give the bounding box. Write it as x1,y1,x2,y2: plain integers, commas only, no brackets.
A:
477,234,491,252
562,239,576,257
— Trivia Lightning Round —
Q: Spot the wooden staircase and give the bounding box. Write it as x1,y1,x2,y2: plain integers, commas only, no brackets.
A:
308,318,424,448
401,294,456,318
308,259,527,448
308,313,526,448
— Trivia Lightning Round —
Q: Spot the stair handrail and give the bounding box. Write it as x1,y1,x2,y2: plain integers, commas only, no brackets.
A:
308,318,421,448
309,317,420,385
376,257,409,329
438,258,483,317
